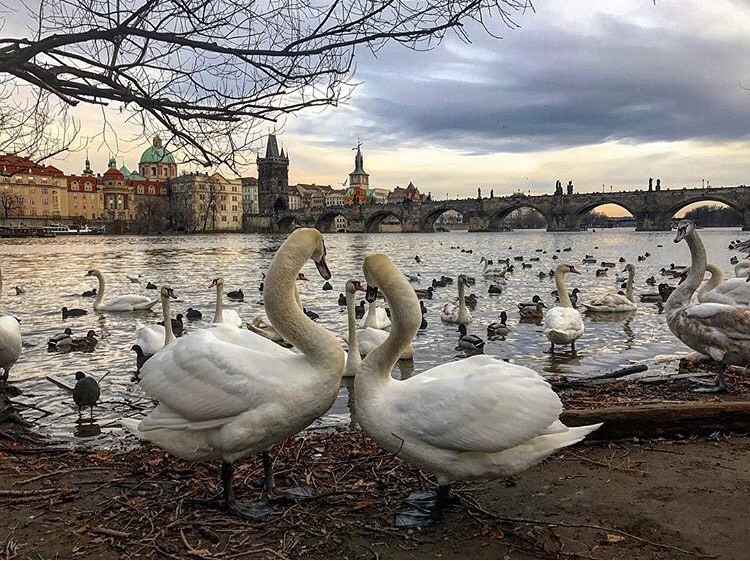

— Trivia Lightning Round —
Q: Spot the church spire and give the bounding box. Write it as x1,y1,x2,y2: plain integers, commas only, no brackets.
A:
265,133,280,158
351,142,366,175
83,150,93,175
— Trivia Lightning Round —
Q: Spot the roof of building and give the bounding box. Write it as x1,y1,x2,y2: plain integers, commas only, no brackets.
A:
350,144,368,176
103,167,124,179
0,155,65,176
139,136,175,165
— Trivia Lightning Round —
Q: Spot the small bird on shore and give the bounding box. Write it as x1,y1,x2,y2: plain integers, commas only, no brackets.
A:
73,371,100,420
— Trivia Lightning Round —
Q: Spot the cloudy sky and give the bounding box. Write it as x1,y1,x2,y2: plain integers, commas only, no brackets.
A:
38,0,750,212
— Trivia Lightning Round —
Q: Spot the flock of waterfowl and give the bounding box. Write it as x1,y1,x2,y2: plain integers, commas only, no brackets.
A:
1,221,749,526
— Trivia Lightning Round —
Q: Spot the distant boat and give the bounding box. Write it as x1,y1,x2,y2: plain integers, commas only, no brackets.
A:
48,223,106,235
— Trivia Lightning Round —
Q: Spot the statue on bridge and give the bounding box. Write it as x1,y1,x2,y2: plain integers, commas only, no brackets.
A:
566,180,573,195
656,178,661,191
490,189,494,199
648,177,653,191
477,187,482,200
555,180,562,196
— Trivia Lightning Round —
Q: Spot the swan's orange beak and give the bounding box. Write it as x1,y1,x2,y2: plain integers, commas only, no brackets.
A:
314,255,331,280
352,280,366,292
208,279,218,289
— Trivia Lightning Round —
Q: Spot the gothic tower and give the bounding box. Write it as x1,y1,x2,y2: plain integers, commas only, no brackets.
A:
346,143,370,205
257,133,290,214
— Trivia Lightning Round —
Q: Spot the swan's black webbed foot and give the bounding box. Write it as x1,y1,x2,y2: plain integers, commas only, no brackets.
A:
394,486,457,528
226,498,274,521
693,369,728,393
264,485,315,502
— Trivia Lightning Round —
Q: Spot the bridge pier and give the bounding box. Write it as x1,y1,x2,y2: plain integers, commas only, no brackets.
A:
635,212,671,231
467,215,490,232
546,213,581,232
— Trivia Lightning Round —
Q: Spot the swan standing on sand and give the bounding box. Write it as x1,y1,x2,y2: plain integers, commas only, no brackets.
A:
354,254,601,526
666,221,750,392
134,287,179,357
86,269,159,312
583,264,638,313
0,266,21,383
209,278,243,328
696,264,750,306
544,265,584,353
121,229,345,520
441,275,472,324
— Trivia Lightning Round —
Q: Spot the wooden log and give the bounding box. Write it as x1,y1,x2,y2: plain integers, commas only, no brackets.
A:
562,401,750,439
46,375,74,392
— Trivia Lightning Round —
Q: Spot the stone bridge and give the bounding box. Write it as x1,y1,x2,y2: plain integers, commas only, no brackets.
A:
273,185,750,233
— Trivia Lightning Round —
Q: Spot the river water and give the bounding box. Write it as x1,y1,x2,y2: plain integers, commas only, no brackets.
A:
1,227,744,443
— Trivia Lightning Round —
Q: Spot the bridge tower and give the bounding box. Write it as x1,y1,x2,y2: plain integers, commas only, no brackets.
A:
257,133,290,214
345,143,369,205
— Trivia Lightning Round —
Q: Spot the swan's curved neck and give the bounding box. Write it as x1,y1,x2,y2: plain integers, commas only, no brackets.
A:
667,229,706,313
92,271,105,307
625,267,635,302
162,293,175,344
345,291,361,376
699,264,723,299
364,300,377,325
555,269,573,308
265,233,344,376
213,284,224,323
359,256,420,389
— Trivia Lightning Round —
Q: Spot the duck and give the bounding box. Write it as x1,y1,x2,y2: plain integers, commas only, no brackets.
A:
127,274,143,283
353,253,601,526
48,327,73,350
0,266,22,383
519,301,545,321
487,311,511,337
415,255,421,264
157,313,184,336
134,287,179,357
85,269,159,312
441,275,472,324
338,293,347,306
131,344,149,372
414,286,434,300
62,306,88,319
601,261,616,268
186,308,202,321
121,228,346,519
595,268,608,277
583,264,638,313
488,283,503,295
464,293,478,310
551,287,580,307
304,308,319,320
666,221,750,392
646,276,656,286
360,299,391,330
420,315,428,329
209,278,243,328
420,301,428,315
67,330,99,353
14,286,25,295
146,282,158,290
355,300,366,319
226,288,244,301
544,265,584,353
81,288,97,297
479,256,507,277
518,295,543,309
457,323,485,352
73,371,100,419
696,264,750,306
322,281,333,291
658,282,677,302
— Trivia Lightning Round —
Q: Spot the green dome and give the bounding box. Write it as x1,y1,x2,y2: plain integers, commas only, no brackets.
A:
139,145,175,165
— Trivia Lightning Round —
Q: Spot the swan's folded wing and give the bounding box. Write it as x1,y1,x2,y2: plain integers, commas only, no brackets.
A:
208,323,292,354
684,304,750,340
139,329,299,423
393,356,563,453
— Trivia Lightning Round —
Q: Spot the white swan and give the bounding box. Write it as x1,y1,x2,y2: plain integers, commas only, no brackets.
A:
354,253,601,526
697,264,750,306
208,278,243,328
120,228,345,519
583,264,638,313
359,300,391,330
343,279,366,378
135,287,178,356
666,221,750,392
0,265,21,383
479,256,507,277
441,275,472,324
86,269,159,312
343,284,413,362
543,264,584,352
734,260,750,278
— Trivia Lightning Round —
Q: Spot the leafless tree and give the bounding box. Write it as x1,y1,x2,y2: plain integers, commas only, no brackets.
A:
196,182,221,232
0,190,23,220
0,0,531,169
131,194,170,233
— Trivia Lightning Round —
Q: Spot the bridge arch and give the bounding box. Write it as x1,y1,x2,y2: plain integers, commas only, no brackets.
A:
420,206,466,231
573,200,639,219
277,215,299,232
488,202,549,230
364,210,402,233
315,210,351,233
664,194,743,219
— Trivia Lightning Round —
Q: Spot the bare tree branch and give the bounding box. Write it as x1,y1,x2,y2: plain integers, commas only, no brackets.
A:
0,0,533,169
